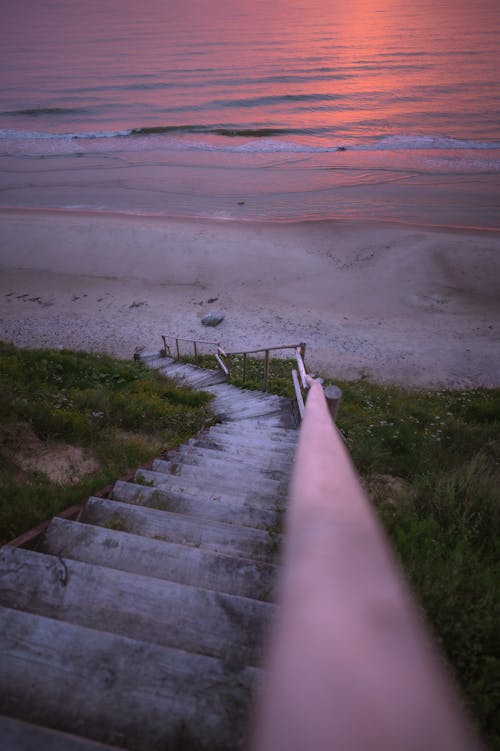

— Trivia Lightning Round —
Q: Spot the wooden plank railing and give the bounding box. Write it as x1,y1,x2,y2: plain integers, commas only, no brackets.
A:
161,335,308,394
292,346,342,424
251,379,480,751
221,342,307,392
159,334,340,421
161,334,222,363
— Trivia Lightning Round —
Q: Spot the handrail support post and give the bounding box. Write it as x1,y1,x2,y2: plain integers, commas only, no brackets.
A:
323,384,342,422
263,350,270,392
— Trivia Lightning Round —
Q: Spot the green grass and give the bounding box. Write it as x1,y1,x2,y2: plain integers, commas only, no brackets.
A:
0,342,213,543
185,352,499,748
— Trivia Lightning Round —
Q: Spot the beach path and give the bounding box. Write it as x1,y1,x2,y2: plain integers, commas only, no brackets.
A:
0,354,298,750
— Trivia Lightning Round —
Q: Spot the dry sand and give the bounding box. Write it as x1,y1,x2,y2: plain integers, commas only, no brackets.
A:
1,208,499,389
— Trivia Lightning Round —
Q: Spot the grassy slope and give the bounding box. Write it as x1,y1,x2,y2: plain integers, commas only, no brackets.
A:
0,343,212,543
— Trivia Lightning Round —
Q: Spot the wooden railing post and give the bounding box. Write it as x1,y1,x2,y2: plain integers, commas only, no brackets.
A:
300,341,306,367
263,350,270,392
323,384,342,422
175,338,180,360
243,353,247,385
193,340,198,362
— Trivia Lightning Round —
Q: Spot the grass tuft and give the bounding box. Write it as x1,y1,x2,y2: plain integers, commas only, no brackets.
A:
0,342,213,543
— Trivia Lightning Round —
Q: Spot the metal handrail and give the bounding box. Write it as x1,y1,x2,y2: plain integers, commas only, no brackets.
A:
252,380,480,751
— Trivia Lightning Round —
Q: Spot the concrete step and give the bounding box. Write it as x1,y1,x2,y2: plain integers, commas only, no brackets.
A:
0,546,273,666
132,469,287,510
112,480,282,530
0,606,257,751
40,517,278,602
149,458,287,494
167,444,293,475
0,715,127,751
80,497,281,563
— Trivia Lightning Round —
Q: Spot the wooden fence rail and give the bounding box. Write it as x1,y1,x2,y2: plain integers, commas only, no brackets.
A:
251,380,480,751
161,334,307,394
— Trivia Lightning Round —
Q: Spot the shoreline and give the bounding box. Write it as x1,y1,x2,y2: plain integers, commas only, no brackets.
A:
1,208,499,390
1,205,500,235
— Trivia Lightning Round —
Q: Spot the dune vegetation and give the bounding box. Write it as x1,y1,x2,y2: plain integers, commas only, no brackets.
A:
0,342,213,544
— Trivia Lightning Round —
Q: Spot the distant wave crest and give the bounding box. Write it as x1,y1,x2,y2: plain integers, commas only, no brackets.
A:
1,126,499,158
130,125,298,137
0,107,88,117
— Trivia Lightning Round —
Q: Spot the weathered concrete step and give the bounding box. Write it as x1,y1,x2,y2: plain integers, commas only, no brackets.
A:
112,480,282,530
80,497,280,563
0,606,257,751
133,469,286,509
149,458,287,494
0,546,273,666
0,715,127,751
40,517,278,602
168,444,293,474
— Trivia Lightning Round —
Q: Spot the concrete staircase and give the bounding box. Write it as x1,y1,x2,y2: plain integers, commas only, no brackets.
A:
0,355,298,750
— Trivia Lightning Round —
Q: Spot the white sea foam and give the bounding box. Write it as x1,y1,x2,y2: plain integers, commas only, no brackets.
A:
1,128,499,159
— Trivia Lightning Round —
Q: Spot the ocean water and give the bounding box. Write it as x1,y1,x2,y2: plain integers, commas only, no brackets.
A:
1,0,499,227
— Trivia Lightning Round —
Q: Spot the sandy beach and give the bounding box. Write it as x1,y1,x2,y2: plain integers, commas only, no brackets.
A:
1,208,499,389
